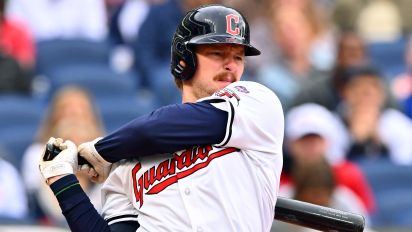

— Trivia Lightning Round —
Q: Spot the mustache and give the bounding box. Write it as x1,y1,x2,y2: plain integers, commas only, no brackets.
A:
214,72,236,82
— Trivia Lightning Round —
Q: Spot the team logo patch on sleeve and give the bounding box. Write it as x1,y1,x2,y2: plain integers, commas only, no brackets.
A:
234,85,249,93
214,88,240,101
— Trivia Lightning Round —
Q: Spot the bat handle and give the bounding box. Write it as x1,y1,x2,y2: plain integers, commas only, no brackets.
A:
44,142,91,166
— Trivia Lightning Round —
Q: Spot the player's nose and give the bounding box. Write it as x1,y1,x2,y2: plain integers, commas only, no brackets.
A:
223,56,238,72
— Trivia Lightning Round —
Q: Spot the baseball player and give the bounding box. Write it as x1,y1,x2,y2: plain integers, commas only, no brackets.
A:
39,4,284,232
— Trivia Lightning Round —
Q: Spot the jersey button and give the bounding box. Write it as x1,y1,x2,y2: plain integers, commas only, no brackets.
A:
184,188,190,195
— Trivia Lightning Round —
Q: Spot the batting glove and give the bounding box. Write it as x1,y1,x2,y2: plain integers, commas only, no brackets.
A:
39,137,78,183
78,137,112,183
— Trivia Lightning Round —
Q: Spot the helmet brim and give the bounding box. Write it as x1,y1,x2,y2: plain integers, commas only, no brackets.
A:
188,34,261,56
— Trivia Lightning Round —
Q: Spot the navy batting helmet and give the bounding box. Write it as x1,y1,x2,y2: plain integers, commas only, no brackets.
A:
171,4,261,81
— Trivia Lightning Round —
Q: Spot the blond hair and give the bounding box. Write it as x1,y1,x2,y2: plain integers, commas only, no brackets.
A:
36,86,105,143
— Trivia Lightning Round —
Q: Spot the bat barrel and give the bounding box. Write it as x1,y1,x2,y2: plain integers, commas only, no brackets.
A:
274,197,365,232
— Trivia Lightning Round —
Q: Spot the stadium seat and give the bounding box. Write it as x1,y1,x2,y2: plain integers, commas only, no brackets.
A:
358,159,412,226
0,128,36,171
367,36,408,80
0,95,45,170
372,190,412,226
35,39,111,76
47,65,140,100
0,95,44,131
96,94,158,133
358,159,412,192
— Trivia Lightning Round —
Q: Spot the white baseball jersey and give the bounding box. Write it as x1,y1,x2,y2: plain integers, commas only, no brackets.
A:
101,81,284,232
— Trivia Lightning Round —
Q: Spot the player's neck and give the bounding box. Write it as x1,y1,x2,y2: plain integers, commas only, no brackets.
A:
181,93,197,103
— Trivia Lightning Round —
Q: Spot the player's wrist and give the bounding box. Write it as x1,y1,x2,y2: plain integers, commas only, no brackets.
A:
78,137,112,183
47,174,70,185
41,161,75,179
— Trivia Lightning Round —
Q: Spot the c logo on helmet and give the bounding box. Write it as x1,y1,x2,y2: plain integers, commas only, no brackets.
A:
226,14,240,36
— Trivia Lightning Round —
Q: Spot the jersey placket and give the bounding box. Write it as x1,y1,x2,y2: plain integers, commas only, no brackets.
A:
175,163,206,232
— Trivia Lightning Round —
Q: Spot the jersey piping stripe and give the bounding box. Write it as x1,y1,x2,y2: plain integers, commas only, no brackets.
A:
216,100,234,147
201,97,233,147
200,98,226,104
106,214,138,224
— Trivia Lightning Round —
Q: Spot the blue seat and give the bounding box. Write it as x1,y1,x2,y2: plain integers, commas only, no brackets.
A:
372,190,412,226
0,95,45,169
100,102,143,133
367,37,408,80
35,39,111,76
0,128,36,170
97,95,157,133
358,159,412,193
358,159,412,226
47,65,140,100
0,95,44,131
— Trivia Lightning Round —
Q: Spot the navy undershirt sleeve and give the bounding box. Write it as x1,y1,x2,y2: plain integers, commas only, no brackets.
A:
50,175,110,232
95,101,228,163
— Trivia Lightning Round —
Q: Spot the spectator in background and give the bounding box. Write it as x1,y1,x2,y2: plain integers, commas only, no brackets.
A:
21,86,105,225
0,0,33,95
292,159,364,213
6,0,107,42
0,52,32,94
272,158,369,232
107,0,153,74
0,0,35,69
105,0,127,21
108,0,151,47
132,0,223,106
338,64,412,165
391,35,412,118
337,0,409,82
291,31,398,111
292,31,368,111
254,0,332,111
0,156,28,220
283,103,376,215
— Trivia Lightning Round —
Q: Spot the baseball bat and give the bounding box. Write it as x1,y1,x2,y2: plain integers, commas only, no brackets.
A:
274,197,365,232
44,142,365,231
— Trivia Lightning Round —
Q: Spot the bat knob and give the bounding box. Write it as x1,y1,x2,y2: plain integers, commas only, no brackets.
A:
43,142,61,161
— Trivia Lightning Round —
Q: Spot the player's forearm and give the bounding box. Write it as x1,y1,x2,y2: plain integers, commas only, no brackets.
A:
95,101,228,163
50,175,111,232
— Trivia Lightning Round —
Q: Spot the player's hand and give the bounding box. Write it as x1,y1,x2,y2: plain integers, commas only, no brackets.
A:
78,137,112,183
39,137,78,184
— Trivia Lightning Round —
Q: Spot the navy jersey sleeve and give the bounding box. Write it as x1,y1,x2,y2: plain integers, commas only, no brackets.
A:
50,175,139,232
50,175,111,232
95,101,228,163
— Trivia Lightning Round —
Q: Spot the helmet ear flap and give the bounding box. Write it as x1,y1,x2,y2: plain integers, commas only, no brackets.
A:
171,37,197,80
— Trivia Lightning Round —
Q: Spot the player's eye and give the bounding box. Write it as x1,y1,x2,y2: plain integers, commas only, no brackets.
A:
235,55,244,62
209,51,223,56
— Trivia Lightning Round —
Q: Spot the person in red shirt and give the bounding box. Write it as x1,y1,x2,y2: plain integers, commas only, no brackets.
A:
0,0,35,69
282,103,376,214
